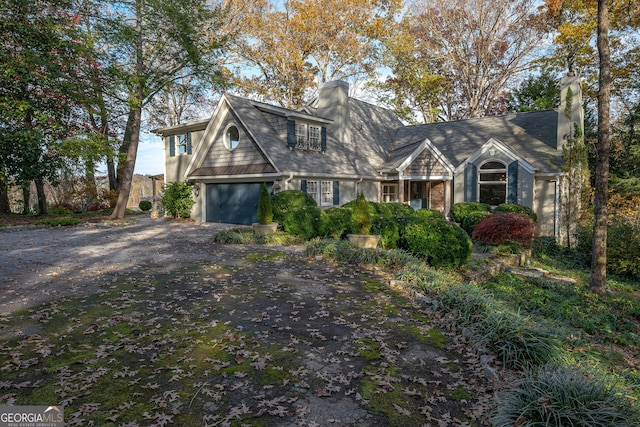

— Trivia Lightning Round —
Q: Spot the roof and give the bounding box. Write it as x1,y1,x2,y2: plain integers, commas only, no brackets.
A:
387,110,561,173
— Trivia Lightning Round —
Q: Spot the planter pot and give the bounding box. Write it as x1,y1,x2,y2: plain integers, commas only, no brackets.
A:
347,234,381,248
252,222,278,236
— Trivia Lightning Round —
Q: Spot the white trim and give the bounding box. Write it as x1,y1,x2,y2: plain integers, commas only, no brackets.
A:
223,124,240,151
455,138,536,174
395,139,455,175
400,175,452,181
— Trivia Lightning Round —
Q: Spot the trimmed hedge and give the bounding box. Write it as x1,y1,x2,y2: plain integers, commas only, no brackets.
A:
472,212,536,247
139,200,152,212
323,207,353,239
451,202,491,223
271,190,317,224
403,217,472,268
494,203,537,222
461,210,492,235
281,205,323,240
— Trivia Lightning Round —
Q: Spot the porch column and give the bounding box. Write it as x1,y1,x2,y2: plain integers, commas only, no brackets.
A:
444,178,452,219
398,177,405,204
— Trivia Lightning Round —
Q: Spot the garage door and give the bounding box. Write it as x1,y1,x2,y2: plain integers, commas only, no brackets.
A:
206,183,271,225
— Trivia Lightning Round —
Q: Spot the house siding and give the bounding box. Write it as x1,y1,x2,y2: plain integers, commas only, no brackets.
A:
405,150,449,177
165,129,205,183
201,114,271,170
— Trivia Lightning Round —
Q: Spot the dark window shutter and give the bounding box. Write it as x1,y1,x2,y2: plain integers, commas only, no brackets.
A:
169,135,175,157
332,181,339,205
301,179,307,193
321,127,327,152
465,163,477,202
507,161,518,204
287,120,296,149
186,133,192,154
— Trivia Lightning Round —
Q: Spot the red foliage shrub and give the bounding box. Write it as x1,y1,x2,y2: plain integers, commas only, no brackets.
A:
472,212,536,247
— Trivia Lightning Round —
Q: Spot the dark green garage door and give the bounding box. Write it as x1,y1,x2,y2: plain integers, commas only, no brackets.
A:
206,183,271,225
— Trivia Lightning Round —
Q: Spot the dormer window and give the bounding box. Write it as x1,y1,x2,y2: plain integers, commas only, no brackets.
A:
169,133,192,157
289,120,325,152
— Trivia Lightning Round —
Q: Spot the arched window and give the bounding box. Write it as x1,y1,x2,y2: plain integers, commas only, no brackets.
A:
479,161,506,205
224,125,240,150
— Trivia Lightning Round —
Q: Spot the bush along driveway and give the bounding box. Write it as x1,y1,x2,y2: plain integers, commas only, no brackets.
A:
0,228,493,426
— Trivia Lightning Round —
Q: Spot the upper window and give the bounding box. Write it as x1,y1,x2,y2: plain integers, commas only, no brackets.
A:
169,133,192,157
479,161,506,205
225,125,240,150
294,122,322,151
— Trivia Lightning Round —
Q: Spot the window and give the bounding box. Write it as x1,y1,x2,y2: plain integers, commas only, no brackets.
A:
309,126,321,151
169,133,191,157
225,125,240,150
295,123,307,148
382,184,398,203
292,122,323,151
303,180,336,206
479,161,506,205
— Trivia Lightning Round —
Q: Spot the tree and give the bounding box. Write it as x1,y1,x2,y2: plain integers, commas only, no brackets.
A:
86,0,227,219
0,0,85,214
590,0,611,294
227,0,400,108
388,0,550,121
507,71,561,112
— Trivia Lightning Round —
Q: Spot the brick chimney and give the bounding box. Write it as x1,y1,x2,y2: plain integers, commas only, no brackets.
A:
557,75,584,150
316,81,351,145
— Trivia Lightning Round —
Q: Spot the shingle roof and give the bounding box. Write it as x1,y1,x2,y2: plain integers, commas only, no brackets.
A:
387,110,561,173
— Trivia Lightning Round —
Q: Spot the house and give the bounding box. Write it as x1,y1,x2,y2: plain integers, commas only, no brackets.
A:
155,76,583,242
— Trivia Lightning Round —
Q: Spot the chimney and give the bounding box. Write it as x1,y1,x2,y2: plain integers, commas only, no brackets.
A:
317,81,351,145
557,75,584,151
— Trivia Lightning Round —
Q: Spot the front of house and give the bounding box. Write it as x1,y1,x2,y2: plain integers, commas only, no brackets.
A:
155,77,583,242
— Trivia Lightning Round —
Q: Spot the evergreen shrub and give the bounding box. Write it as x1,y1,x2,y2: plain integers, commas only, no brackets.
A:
451,202,491,223
461,210,492,235
323,207,353,239
271,190,316,224
138,200,152,212
402,217,472,268
472,212,536,247
414,209,446,220
281,205,323,240
160,182,194,218
494,203,537,221
257,183,273,225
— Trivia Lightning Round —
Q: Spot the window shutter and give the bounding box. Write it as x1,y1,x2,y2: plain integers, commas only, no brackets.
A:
507,161,518,204
287,120,296,149
332,181,339,205
301,179,307,193
186,133,192,154
465,163,477,202
169,135,175,157
321,127,327,152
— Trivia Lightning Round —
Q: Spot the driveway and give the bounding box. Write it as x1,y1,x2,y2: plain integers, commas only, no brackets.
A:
0,218,493,426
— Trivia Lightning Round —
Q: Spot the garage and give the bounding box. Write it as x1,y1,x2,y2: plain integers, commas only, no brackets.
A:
206,183,272,225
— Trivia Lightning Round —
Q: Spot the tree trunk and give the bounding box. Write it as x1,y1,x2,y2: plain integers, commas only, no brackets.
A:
110,107,141,219
35,179,47,215
590,0,611,294
115,109,136,193
22,186,30,215
0,173,10,214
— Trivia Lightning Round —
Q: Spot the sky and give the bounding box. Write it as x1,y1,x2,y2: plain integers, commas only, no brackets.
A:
134,131,165,176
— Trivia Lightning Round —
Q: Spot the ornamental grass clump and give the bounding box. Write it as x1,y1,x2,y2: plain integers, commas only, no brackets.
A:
493,364,640,427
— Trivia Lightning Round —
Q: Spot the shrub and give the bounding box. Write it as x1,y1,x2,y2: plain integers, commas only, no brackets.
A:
372,202,415,218
461,210,492,235
271,190,317,224
138,200,152,212
494,203,538,221
414,209,446,220
257,183,273,225
351,192,372,235
323,207,353,239
160,182,195,218
402,217,472,268
281,205,323,240
493,364,640,427
451,202,491,223
49,204,76,215
472,212,536,247
34,217,82,227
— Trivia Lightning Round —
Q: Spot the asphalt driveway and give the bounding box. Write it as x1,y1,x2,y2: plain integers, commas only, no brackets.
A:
0,218,493,426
